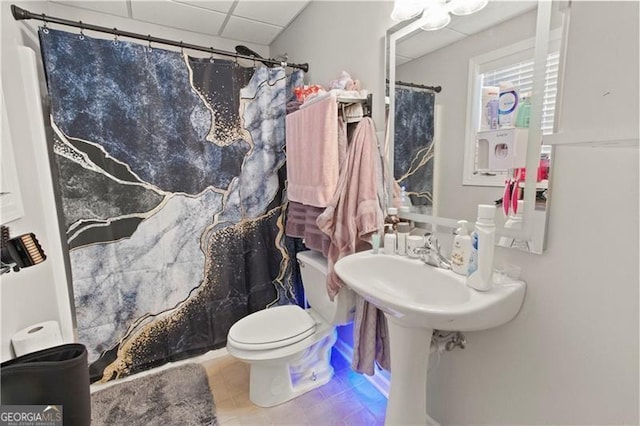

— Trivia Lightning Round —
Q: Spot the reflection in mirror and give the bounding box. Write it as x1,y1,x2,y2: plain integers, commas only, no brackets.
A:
386,0,569,254
390,81,438,214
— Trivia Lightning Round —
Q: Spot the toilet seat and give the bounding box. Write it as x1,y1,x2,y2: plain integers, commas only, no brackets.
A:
228,305,316,351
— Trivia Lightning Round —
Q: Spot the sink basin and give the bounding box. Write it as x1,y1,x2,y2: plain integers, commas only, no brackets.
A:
334,250,526,425
335,250,525,330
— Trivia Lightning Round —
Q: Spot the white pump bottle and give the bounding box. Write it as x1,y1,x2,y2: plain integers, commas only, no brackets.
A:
450,220,472,275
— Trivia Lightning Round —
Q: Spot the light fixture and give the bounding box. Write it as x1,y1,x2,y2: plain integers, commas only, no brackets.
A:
390,0,424,22
448,0,489,16
391,0,489,31
420,2,451,31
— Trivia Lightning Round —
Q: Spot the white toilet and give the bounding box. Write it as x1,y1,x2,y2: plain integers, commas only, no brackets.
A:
226,250,355,407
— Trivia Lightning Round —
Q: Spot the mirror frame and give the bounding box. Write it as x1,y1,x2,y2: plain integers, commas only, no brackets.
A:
385,0,558,244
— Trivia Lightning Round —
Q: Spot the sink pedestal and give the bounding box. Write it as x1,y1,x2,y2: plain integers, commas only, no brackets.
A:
334,251,526,425
385,316,438,426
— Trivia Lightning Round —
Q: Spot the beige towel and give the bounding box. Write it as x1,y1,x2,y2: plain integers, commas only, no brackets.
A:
286,95,339,208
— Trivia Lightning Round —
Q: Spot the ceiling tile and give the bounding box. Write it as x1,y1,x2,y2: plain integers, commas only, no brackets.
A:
171,0,235,14
222,15,282,45
395,55,413,67
50,1,130,17
232,1,309,27
448,1,537,35
396,28,466,60
130,0,227,36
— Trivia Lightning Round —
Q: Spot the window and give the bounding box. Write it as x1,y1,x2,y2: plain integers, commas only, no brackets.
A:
463,33,562,186
481,51,560,136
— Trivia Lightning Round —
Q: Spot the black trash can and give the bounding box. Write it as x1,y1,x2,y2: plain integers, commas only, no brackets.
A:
1,343,91,426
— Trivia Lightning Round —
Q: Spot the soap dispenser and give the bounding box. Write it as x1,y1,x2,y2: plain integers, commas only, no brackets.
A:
467,204,496,291
450,220,472,275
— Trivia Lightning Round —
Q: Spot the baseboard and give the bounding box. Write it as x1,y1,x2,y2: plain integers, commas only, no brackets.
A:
91,347,229,393
333,338,390,399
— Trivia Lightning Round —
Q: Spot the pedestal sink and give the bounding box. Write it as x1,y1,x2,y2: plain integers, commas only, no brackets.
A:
334,251,526,425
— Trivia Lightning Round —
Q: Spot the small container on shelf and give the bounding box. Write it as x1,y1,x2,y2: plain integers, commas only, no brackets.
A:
384,207,400,233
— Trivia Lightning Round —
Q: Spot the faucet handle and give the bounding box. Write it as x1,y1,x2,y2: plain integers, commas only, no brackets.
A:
423,233,440,250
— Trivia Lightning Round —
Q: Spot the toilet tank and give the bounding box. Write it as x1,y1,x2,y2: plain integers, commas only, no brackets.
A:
296,250,355,326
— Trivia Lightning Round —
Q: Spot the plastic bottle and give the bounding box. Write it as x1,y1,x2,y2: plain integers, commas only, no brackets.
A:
399,186,412,213
384,207,400,234
396,222,411,256
450,220,472,275
467,204,496,291
515,92,531,128
481,86,500,130
384,233,396,255
498,200,529,250
498,82,519,128
371,233,381,254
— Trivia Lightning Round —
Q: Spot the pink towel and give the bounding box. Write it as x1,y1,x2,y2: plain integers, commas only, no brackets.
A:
316,117,389,375
285,201,331,257
317,117,384,298
286,95,340,208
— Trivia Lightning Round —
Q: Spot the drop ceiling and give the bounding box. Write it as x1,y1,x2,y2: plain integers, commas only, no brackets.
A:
49,0,310,45
396,1,537,66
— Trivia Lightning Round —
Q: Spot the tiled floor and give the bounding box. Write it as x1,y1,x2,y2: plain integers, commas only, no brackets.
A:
202,350,387,425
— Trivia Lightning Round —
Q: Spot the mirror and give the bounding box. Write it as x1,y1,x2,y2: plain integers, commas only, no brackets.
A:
386,0,569,254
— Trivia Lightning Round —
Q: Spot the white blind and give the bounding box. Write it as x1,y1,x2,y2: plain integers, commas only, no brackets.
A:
481,51,560,135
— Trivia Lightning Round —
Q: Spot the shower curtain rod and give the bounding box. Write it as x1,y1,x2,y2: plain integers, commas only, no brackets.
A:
386,78,441,93
10,4,310,72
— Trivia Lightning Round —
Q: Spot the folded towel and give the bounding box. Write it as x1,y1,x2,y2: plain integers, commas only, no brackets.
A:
286,95,339,208
285,201,331,257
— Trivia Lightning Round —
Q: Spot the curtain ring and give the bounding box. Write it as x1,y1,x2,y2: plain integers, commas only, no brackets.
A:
78,21,85,40
209,47,215,63
180,41,184,55
147,34,152,52
113,29,119,46
41,13,49,33
234,56,239,67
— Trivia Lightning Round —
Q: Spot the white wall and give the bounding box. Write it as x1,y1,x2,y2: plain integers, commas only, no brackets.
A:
271,1,395,130
0,1,72,362
274,1,639,424
0,1,269,362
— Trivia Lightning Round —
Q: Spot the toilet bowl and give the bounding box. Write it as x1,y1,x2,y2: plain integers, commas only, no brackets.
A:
226,250,355,407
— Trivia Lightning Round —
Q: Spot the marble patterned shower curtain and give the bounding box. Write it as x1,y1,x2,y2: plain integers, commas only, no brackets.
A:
394,87,435,206
39,28,303,382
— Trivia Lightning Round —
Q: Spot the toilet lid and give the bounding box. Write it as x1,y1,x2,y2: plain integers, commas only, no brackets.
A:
228,305,316,351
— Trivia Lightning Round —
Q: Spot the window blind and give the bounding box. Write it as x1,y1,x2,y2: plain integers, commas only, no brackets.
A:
481,51,560,135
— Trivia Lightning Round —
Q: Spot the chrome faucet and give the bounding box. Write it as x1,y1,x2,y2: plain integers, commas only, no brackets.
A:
415,233,451,269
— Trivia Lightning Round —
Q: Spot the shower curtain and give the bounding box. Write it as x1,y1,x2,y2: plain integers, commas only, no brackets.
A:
394,87,435,206
39,28,304,382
